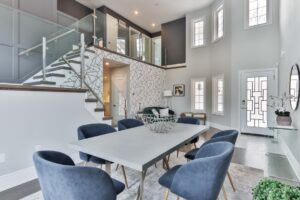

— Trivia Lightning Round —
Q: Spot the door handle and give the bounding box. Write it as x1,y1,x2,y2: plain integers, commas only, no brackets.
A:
113,104,116,107
241,100,247,109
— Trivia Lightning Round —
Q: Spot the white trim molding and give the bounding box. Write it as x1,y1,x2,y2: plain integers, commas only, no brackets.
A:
207,121,233,131
191,78,206,113
244,0,273,30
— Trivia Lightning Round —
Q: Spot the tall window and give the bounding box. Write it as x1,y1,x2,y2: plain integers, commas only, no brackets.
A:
192,18,204,47
212,75,224,115
213,4,224,41
191,79,206,112
247,0,270,28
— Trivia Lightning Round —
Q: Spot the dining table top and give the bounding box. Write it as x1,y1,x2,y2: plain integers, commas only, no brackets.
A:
69,123,209,171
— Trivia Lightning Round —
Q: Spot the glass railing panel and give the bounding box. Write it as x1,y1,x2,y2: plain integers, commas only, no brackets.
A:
129,28,142,60
0,4,14,83
70,14,94,46
95,10,105,47
117,21,129,55
152,36,162,66
142,35,152,63
46,31,81,66
19,45,43,83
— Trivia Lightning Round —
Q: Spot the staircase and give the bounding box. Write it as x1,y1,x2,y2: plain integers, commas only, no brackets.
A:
23,44,111,125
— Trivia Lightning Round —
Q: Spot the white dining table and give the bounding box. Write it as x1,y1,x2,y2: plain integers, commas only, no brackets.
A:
69,123,209,200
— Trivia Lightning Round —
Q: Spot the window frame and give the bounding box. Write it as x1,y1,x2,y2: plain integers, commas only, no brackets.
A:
244,0,272,29
191,78,206,112
212,74,225,115
213,3,224,42
191,17,205,48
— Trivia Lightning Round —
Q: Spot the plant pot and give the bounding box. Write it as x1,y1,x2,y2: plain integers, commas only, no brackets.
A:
276,116,292,126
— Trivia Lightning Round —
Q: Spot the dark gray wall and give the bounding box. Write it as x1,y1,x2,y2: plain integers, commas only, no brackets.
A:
161,17,186,66
57,0,92,20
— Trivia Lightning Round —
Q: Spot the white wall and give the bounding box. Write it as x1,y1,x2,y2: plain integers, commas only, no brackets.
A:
278,0,300,179
166,7,212,116
0,90,97,189
230,0,280,129
166,0,280,129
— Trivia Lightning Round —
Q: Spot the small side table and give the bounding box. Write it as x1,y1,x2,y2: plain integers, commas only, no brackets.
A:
268,126,298,143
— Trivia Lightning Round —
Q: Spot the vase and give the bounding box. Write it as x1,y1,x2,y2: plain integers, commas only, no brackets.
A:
276,116,292,126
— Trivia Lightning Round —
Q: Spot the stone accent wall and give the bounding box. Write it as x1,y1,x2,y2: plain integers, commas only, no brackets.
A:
64,47,166,115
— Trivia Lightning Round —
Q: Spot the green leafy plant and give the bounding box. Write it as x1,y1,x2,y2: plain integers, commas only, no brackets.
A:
253,178,300,200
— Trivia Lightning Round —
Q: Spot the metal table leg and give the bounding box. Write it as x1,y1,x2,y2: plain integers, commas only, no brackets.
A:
136,169,147,200
105,162,111,175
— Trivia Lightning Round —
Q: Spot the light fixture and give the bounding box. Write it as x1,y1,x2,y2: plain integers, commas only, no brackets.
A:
134,10,139,15
163,90,173,108
163,90,172,97
151,23,156,27
105,62,110,66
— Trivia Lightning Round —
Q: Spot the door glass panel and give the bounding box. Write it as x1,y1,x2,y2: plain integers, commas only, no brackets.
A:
246,76,268,128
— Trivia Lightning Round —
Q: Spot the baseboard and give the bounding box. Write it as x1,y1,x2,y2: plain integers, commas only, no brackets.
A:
0,153,81,192
0,166,36,192
207,121,233,131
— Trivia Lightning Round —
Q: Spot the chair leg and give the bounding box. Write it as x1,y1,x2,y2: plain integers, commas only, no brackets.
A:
194,143,197,149
177,149,179,158
167,154,170,162
121,165,129,189
83,161,87,166
154,163,157,168
115,164,119,171
227,172,236,192
164,189,169,200
222,185,228,200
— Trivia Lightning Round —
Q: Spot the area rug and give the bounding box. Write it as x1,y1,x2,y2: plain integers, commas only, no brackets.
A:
21,153,263,200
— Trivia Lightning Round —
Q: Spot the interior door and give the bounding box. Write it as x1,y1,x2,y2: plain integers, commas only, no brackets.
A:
240,69,277,136
111,74,127,124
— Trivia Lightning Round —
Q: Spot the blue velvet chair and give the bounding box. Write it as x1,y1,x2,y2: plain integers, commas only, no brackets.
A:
159,142,234,200
185,129,239,194
118,118,144,131
176,117,201,157
33,151,125,200
185,130,238,160
78,123,128,188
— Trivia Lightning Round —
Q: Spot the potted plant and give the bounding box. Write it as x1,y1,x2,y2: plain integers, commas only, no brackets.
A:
253,178,300,200
270,93,293,126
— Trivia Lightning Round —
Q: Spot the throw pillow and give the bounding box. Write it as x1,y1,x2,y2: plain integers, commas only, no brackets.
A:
151,109,160,118
160,108,169,117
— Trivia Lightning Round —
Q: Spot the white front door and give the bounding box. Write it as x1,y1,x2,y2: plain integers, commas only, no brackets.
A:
240,69,277,136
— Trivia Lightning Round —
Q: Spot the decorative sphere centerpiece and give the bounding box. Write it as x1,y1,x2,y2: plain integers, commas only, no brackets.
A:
142,114,177,133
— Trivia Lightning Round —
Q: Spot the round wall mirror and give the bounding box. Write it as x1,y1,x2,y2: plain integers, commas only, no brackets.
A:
290,64,300,110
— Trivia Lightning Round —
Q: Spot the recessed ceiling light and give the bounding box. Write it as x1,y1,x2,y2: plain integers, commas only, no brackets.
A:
105,62,110,66
151,23,156,27
134,10,139,15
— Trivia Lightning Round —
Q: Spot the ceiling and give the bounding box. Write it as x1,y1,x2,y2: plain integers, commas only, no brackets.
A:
76,0,215,33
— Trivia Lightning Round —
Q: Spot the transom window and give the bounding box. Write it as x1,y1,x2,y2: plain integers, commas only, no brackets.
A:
192,18,204,47
247,0,270,28
213,4,224,41
191,79,206,112
212,75,224,115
